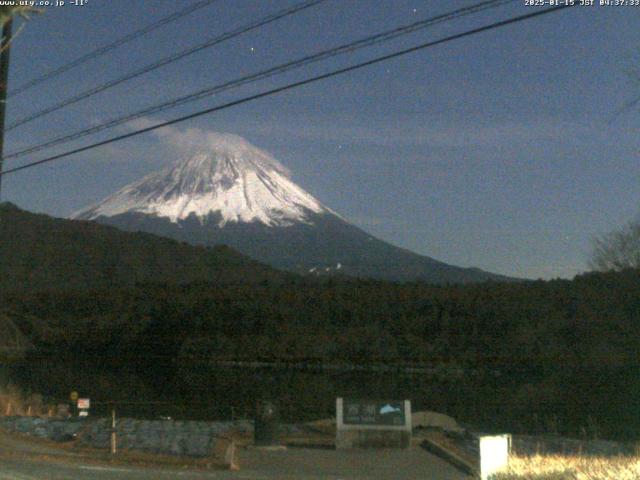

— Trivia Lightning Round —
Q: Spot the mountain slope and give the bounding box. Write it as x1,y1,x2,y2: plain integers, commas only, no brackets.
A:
94,210,508,284
73,133,510,284
0,202,287,292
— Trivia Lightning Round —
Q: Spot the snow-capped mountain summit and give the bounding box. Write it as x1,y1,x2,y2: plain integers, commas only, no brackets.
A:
74,133,327,227
74,133,510,284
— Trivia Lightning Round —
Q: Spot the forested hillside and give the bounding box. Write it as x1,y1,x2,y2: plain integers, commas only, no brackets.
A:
2,202,639,440
3,269,639,439
0,202,288,291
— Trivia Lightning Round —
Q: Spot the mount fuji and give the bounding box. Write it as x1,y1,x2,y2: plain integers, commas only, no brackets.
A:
73,133,506,284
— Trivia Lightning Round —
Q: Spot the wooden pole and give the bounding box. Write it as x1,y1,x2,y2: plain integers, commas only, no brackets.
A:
110,408,117,454
0,18,12,199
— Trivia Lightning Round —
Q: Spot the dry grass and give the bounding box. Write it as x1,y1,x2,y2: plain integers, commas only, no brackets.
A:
493,454,640,480
0,384,28,416
0,384,55,417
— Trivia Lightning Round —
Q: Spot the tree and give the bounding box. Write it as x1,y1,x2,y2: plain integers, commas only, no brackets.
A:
0,6,42,53
0,6,40,26
590,219,640,271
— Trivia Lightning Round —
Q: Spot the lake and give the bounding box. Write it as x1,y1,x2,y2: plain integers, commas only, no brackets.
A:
4,358,638,441
4,358,510,428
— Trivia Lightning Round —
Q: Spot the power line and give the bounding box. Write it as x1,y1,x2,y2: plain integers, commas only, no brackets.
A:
9,0,221,98
0,4,576,179
5,0,515,161
6,0,328,132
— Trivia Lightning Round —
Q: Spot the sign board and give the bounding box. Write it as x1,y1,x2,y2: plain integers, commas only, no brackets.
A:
78,410,89,417
77,398,90,410
342,399,406,426
336,398,411,449
479,434,511,480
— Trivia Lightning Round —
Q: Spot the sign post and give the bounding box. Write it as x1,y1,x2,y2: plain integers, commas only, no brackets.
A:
69,391,79,417
77,398,90,417
336,398,412,449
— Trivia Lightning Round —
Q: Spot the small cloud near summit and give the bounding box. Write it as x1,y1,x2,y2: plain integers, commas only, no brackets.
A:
127,117,291,178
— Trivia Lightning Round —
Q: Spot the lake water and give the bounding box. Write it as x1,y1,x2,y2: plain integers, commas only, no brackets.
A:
5,358,638,441
4,358,511,429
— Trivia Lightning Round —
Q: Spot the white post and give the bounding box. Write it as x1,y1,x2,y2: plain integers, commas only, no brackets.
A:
110,408,117,455
479,434,511,480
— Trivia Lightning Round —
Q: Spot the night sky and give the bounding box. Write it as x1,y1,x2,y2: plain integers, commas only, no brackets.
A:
2,0,639,280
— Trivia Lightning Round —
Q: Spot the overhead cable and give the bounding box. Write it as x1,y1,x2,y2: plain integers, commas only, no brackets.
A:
0,4,576,178
6,0,514,160
10,0,222,97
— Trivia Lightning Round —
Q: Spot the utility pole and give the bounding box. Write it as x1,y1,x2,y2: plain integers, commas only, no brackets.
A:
0,18,12,200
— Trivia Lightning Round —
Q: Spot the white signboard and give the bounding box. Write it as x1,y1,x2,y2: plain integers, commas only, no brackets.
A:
77,398,90,410
479,434,511,480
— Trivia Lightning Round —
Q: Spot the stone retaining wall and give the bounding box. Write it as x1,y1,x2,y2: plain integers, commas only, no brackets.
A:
0,416,85,442
0,416,275,457
79,417,255,456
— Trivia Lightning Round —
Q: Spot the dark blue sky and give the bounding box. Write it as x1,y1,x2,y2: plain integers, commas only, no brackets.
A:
3,0,639,279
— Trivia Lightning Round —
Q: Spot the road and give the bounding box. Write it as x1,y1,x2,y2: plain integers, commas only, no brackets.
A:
0,430,471,479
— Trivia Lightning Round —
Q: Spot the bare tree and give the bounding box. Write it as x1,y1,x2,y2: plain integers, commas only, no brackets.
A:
0,6,41,26
0,6,42,53
590,219,640,272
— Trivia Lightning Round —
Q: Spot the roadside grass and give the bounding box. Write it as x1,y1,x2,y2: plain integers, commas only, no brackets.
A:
492,454,640,480
0,384,27,416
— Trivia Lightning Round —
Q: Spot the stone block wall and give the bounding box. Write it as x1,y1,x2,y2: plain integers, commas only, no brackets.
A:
0,415,305,457
0,416,252,457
